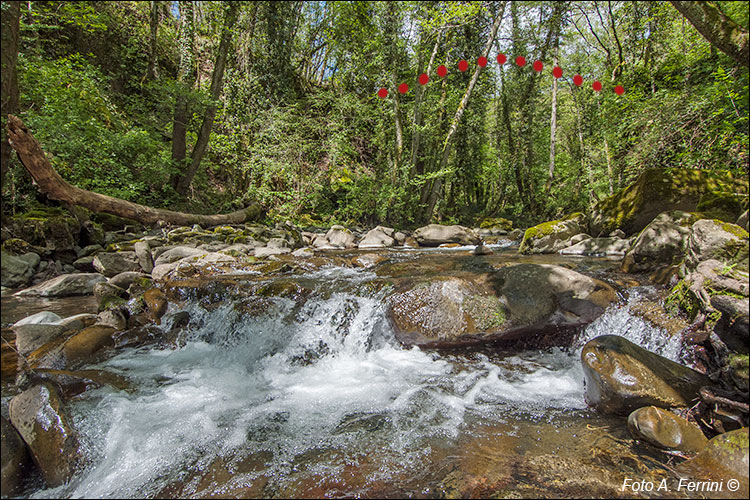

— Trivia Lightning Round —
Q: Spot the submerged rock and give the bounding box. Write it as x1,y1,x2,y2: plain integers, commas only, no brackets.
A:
581,335,710,415
1,416,33,496
413,224,481,247
8,382,81,487
676,428,749,499
627,406,707,454
387,264,616,348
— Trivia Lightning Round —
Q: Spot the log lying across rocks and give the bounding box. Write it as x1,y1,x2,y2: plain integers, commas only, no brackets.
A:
6,115,261,227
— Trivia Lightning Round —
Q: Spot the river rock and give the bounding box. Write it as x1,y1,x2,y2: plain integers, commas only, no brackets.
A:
96,309,128,331
92,251,141,277
14,273,107,297
413,224,481,247
676,428,749,499
473,244,494,255
13,318,66,358
358,226,396,249
325,225,357,249
627,406,708,454
581,335,711,415
134,241,153,273
7,209,80,255
255,246,292,258
108,271,149,291
8,382,81,487
559,237,630,256
686,219,749,271
620,211,696,272
72,255,96,272
144,288,169,324
1,416,33,495
518,213,586,254
93,281,128,311
153,246,205,266
387,264,616,348
711,294,749,353
590,168,748,236
62,325,118,366
291,247,314,258
1,251,37,288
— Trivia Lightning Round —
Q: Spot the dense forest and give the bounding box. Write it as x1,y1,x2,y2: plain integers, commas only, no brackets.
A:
1,1,748,227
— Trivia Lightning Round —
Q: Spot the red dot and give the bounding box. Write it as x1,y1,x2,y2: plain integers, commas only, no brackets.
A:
477,56,488,68
592,81,602,92
419,73,429,85
497,53,507,65
398,83,409,94
552,66,563,78
378,88,388,98
573,74,583,86
437,65,447,77
515,56,526,67
614,85,625,95
458,59,468,72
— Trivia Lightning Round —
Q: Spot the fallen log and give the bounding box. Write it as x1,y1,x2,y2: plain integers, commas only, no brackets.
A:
5,115,261,227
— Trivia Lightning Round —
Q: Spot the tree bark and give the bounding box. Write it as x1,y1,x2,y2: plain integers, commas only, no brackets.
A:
6,116,261,226
170,0,196,189
545,51,559,199
1,0,20,219
175,1,240,196
147,1,160,81
670,1,749,67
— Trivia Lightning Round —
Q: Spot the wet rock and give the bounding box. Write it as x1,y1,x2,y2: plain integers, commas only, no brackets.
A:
8,382,81,487
358,226,396,249
581,335,711,415
627,406,708,454
590,168,748,236
519,213,586,254
34,369,134,398
62,325,118,366
12,316,66,357
352,253,387,268
413,224,481,247
676,428,748,499
559,237,630,256
14,273,107,297
93,281,128,311
133,241,153,273
144,288,169,324
473,244,493,255
92,251,141,277
325,225,357,249
1,416,33,495
96,309,128,331
686,219,749,271
387,264,616,348
1,251,37,288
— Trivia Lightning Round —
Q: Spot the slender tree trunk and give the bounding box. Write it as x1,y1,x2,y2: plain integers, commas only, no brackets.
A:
545,50,559,199
1,0,20,220
410,30,442,176
6,116,261,226
425,2,506,220
147,1,160,81
170,0,195,189
176,1,240,196
571,86,597,206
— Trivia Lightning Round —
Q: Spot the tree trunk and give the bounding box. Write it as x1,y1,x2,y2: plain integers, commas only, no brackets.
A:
170,1,196,189
175,1,240,196
670,1,749,67
410,30,442,176
545,51,559,199
6,116,261,226
1,0,20,219
147,1,160,81
425,2,506,220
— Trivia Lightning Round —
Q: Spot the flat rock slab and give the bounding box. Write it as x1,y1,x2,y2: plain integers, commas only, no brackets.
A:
14,273,106,297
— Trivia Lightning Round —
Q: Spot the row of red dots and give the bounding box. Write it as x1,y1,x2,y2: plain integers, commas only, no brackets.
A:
378,53,625,98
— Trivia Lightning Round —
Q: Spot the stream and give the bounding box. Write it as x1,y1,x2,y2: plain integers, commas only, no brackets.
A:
3,246,700,498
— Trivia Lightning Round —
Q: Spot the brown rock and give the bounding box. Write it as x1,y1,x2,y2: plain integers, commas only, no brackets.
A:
627,406,708,454
1,416,33,495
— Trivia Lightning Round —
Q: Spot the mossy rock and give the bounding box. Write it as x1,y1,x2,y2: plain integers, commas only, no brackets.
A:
480,217,513,231
590,168,748,236
90,212,141,232
1,238,41,255
697,191,748,223
8,210,80,253
519,213,586,254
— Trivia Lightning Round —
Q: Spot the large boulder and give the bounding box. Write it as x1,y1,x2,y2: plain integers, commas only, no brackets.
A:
627,406,708,454
7,208,81,255
590,168,748,236
676,428,749,499
8,382,81,487
358,226,396,249
1,417,33,496
581,335,711,415
1,251,38,288
387,264,617,348
518,213,586,254
92,251,141,277
686,219,749,271
14,273,106,297
620,211,697,273
413,224,481,247
325,225,357,249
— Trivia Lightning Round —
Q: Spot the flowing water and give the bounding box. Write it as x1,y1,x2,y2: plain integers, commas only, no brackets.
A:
7,249,697,498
